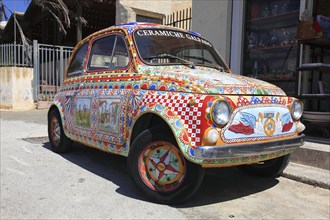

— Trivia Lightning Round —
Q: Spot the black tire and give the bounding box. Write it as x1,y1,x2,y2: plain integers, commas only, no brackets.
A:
238,154,291,177
48,109,72,153
128,128,205,204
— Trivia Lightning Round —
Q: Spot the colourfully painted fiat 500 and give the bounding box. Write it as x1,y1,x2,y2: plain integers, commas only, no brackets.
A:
48,22,305,204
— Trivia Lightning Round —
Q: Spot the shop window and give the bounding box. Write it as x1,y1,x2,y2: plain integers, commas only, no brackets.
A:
242,0,300,96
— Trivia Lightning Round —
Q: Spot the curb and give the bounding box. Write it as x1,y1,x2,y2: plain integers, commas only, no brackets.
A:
282,162,330,190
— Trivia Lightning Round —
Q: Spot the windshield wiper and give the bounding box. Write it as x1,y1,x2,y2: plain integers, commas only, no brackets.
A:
144,54,195,69
183,55,224,71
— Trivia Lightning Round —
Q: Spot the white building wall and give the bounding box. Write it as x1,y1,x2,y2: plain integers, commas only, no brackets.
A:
191,0,232,64
116,0,192,24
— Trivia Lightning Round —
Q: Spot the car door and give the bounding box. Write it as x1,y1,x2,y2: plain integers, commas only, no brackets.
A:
84,33,131,152
63,42,89,137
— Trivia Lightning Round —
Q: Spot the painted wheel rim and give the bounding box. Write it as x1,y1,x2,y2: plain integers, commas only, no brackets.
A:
138,141,186,192
50,117,61,146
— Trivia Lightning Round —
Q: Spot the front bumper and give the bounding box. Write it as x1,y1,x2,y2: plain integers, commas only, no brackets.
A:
194,134,305,160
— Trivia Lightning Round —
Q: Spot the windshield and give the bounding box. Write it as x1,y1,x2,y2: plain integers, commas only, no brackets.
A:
133,28,228,71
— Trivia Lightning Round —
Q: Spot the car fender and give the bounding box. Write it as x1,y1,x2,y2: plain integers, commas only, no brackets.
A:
131,104,203,164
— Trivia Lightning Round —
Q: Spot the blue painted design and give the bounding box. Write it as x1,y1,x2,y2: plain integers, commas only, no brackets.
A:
188,30,202,37
271,97,279,103
155,105,165,111
189,148,195,157
157,91,166,96
233,88,240,94
250,96,262,104
281,113,291,125
240,112,256,128
174,119,183,129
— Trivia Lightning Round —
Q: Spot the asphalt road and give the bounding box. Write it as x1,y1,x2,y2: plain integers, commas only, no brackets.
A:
1,110,329,219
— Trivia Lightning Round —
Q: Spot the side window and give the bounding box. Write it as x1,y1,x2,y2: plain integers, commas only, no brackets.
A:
112,36,129,68
88,35,129,71
67,42,88,77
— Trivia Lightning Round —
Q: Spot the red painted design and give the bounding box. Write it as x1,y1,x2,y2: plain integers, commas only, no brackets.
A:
262,97,270,104
282,121,293,132
159,85,166,90
237,96,250,107
140,94,205,146
165,109,176,118
141,83,148,90
180,131,190,145
148,103,157,108
229,122,254,135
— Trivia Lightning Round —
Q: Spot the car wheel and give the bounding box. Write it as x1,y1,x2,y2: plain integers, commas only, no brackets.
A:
238,154,291,177
48,109,72,153
128,128,205,204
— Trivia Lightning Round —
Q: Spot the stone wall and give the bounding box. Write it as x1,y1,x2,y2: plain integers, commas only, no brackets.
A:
116,0,192,24
0,67,34,110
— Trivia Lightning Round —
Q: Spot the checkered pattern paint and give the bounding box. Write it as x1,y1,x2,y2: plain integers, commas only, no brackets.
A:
139,94,206,147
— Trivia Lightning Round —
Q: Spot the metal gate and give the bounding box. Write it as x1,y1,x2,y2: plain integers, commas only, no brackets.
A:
33,40,73,102
164,8,192,30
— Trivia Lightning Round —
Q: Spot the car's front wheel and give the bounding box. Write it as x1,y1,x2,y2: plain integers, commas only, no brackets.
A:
128,128,205,204
238,154,291,177
48,109,72,153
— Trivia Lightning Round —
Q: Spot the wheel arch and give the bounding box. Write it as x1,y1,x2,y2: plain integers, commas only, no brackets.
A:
129,111,198,164
48,103,68,137
130,112,175,146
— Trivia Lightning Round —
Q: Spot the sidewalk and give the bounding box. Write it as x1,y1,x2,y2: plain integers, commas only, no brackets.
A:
283,162,329,190
1,109,329,190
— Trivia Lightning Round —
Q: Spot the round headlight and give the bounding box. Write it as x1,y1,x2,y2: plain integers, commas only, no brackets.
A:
211,100,231,127
291,100,303,121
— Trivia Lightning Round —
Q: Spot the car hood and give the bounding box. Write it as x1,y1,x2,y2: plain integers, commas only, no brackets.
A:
139,67,286,96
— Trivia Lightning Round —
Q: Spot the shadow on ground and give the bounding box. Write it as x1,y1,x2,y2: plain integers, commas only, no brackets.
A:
42,141,279,207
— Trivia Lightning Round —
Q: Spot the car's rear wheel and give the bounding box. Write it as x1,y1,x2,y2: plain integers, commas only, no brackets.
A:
238,154,291,177
48,109,72,153
128,128,205,204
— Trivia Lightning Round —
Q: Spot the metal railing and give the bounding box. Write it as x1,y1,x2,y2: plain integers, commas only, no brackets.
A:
0,43,33,67
0,41,73,102
33,40,73,101
164,8,192,30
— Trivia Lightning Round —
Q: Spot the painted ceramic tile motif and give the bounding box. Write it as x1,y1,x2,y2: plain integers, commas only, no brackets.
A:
76,98,91,127
98,97,121,134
